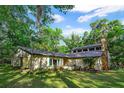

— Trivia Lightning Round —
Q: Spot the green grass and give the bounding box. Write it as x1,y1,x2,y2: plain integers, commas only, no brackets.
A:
0,64,124,88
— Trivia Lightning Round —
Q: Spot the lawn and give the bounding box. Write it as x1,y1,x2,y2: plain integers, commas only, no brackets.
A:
0,64,124,88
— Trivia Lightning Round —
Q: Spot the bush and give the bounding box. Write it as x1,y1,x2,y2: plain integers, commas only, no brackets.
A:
114,68,124,72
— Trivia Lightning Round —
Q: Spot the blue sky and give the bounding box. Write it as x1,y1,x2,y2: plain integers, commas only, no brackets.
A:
50,5,124,37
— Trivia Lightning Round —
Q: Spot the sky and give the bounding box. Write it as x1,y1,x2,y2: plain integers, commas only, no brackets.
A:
50,5,124,37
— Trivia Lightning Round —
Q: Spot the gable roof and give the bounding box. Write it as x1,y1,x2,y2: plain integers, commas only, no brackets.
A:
72,44,101,51
18,46,103,58
66,51,103,58
19,46,67,58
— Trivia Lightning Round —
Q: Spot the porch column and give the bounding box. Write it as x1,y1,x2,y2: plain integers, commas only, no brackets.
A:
94,47,96,51
82,49,83,52
47,58,49,66
61,59,63,66
57,59,59,66
87,48,89,51
52,59,53,66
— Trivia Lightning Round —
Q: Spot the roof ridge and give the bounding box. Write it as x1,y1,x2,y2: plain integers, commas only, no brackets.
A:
72,43,101,50
18,46,103,58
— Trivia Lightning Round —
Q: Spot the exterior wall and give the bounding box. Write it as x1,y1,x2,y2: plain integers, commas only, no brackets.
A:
11,49,22,67
12,50,65,70
22,56,31,68
94,57,102,70
31,55,64,70
63,58,84,70
12,49,103,71
31,55,47,70
63,57,103,71
12,49,32,68
12,57,21,67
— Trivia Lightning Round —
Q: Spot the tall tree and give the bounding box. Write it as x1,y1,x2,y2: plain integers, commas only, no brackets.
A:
63,34,83,52
0,6,34,62
86,19,124,69
0,5,74,62
107,20,124,68
34,27,63,52
35,5,74,26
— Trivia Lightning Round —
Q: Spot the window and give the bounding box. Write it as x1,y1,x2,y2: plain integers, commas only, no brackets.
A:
96,47,101,50
48,58,63,66
89,48,94,51
49,58,52,66
83,49,87,51
78,49,82,52
73,50,76,53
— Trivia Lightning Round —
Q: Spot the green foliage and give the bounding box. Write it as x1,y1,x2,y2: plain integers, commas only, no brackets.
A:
0,5,74,62
53,5,74,14
107,20,124,66
0,5,123,69
83,58,97,69
58,45,69,53
30,5,74,26
63,33,83,52
34,27,63,52
0,6,34,62
83,19,109,45
84,19,124,69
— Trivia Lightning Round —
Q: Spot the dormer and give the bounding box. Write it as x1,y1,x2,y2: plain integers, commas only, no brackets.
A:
71,44,102,53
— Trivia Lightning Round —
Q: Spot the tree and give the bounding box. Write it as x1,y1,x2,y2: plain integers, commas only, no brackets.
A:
87,19,109,44
107,20,124,69
58,45,69,53
86,19,124,69
35,5,74,26
0,5,74,63
83,58,97,69
34,27,63,52
0,6,34,62
63,33,83,52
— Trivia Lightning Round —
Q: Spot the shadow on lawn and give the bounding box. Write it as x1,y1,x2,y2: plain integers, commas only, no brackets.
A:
0,64,28,88
66,71,124,88
56,72,79,88
7,73,29,88
91,72,124,88
0,65,22,88
60,71,124,88
0,65,63,88
31,72,53,88
1,64,124,88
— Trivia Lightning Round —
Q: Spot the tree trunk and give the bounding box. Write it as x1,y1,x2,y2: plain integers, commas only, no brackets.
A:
36,5,43,27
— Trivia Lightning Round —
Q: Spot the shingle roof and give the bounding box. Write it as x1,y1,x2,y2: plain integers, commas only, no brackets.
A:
72,44,101,51
19,46,103,58
19,46,66,57
66,51,103,58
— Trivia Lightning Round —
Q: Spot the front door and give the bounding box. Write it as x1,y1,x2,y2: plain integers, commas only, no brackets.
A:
53,59,57,70
53,59,57,66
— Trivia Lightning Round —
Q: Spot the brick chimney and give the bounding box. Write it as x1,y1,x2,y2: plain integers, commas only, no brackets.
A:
101,34,109,70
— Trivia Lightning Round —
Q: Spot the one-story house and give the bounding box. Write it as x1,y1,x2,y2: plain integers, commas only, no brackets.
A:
11,43,109,71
